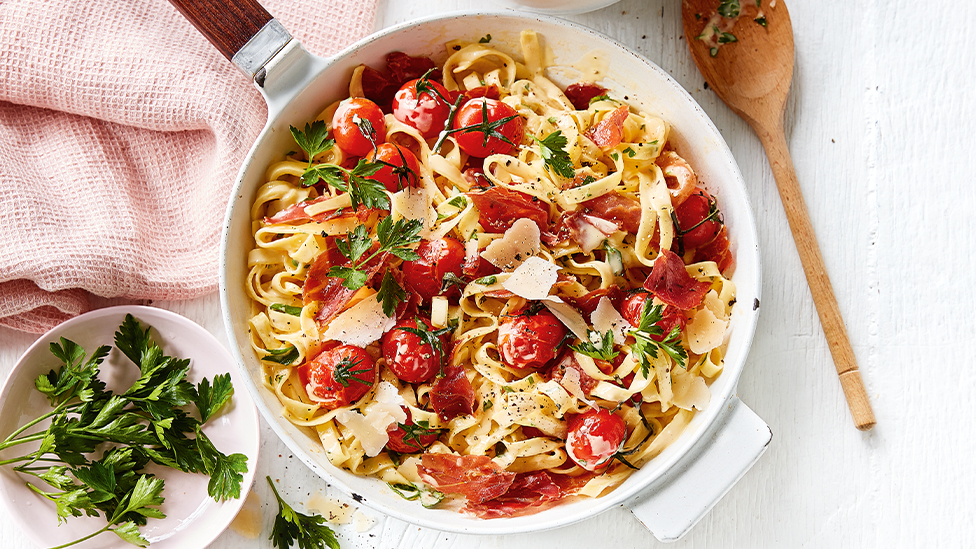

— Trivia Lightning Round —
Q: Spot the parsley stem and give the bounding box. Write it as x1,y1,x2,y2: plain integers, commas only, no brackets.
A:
0,431,50,454
432,94,465,154
48,525,112,549
0,401,76,448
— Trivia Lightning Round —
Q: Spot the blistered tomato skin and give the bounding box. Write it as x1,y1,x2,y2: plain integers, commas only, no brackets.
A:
366,143,421,192
386,407,440,453
452,98,524,158
305,345,377,410
620,291,687,341
392,78,453,139
402,238,466,302
382,318,447,384
497,308,567,370
565,408,627,471
673,187,723,250
331,97,386,157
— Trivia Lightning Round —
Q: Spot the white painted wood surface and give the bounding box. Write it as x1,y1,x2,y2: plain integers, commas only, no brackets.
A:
2,0,974,547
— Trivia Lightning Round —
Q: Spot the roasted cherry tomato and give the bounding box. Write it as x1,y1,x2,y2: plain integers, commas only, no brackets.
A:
565,408,627,471
497,307,567,370
620,291,687,341
392,78,453,139
381,317,449,383
673,187,723,250
331,97,386,157
452,98,524,158
386,407,440,453
402,238,466,302
304,345,376,409
365,143,421,192
692,225,734,274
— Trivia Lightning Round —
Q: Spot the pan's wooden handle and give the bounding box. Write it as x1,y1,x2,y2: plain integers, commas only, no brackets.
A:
759,124,877,431
168,0,274,62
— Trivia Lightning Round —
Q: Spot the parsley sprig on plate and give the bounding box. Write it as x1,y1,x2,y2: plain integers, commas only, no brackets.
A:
0,314,247,548
289,121,390,210
630,300,689,378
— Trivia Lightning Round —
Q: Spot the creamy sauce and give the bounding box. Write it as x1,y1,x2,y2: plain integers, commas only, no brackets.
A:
572,50,609,81
228,490,263,539
306,492,355,524
353,510,377,532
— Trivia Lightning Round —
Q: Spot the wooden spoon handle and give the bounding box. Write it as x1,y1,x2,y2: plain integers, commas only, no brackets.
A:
757,125,876,431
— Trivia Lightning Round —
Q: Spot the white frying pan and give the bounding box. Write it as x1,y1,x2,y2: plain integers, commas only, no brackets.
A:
167,0,771,541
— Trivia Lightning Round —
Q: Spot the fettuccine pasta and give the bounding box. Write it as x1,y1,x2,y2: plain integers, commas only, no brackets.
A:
245,30,736,517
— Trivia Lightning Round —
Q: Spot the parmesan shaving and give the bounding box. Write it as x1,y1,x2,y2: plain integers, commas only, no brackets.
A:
334,382,407,457
686,305,728,354
541,296,589,340
391,186,435,237
671,368,711,411
481,218,541,270
502,256,559,300
320,294,396,347
560,367,598,409
431,296,449,328
591,297,630,345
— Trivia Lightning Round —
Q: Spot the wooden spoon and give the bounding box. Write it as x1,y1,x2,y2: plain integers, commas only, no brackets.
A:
681,0,876,430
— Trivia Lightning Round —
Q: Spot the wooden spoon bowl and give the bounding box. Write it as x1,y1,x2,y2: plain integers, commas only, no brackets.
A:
681,0,876,430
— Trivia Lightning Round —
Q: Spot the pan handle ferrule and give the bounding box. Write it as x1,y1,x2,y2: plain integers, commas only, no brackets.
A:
231,19,292,80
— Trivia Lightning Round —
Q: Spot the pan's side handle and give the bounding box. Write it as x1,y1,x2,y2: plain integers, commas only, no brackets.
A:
624,397,771,542
168,0,291,79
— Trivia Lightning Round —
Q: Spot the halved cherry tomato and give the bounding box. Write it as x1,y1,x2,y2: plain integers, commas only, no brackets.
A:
392,78,453,139
386,407,440,453
402,238,466,302
332,97,386,157
673,187,723,250
381,317,449,383
565,408,627,471
497,307,567,370
304,344,376,409
620,291,687,341
452,98,524,158
365,143,421,192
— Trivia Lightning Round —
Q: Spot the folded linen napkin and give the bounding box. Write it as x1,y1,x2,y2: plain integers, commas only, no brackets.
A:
0,0,377,333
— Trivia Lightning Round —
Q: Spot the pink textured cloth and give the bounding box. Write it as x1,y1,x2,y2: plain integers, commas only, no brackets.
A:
0,0,377,333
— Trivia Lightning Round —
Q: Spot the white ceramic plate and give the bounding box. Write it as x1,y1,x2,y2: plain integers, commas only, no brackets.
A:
0,306,260,549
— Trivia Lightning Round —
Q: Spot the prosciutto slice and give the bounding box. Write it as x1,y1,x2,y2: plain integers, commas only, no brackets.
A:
463,471,563,518
430,363,477,421
265,200,375,225
386,51,440,86
303,248,387,326
564,82,608,110
642,249,711,310
579,192,642,234
468,186,549,234
584,105,629,149
418,454,515,504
